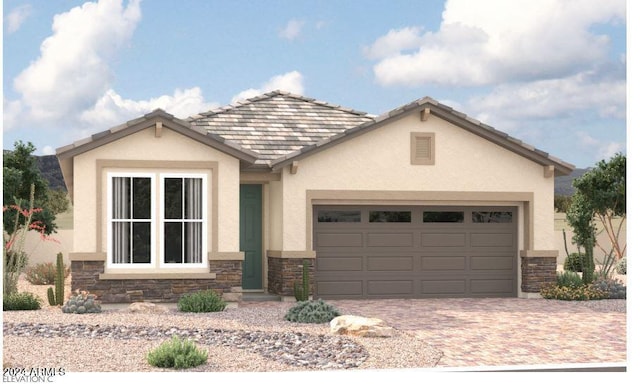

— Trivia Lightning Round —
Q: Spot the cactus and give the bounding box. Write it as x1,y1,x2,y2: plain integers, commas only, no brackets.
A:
293,259,310,302
54,253,65,305
61,290,102,314
582,235,595,284
47,287,56,306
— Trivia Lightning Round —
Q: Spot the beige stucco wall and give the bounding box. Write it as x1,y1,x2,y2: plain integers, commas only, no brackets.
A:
276,111,555,252
72,126,240,258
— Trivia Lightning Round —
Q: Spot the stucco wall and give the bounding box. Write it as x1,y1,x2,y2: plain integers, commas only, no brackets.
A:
277,111,555,252
72,126,240,257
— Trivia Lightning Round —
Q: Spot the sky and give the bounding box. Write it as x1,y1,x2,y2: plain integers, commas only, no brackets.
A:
2,0,630,169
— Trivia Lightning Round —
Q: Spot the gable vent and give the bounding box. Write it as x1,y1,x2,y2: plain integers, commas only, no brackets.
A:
411,132,435,165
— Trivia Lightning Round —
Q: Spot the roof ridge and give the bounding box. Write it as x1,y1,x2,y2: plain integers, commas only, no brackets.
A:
187,90,374,121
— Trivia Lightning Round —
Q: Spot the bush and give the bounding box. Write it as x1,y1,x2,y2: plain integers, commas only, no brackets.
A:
61,290,102,314
24,262,70,285
563,252,586,272
285,299,341,323
616,257,626,275
556,271,583,288
540,284,608,301
590,278,626,299
147,336,208,369
177,290,226,313
3,292,42,310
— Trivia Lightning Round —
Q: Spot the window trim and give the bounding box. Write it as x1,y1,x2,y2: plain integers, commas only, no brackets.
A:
106,172,156,269
410,132,435,165
159,173,208,269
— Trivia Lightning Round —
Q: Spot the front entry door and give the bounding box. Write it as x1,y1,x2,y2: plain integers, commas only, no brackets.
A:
240,184,263,289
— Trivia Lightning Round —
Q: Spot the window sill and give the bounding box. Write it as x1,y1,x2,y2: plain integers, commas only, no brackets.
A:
99,272,216,280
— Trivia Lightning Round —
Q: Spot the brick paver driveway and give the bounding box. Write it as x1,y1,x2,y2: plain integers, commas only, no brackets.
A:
327,298,626,369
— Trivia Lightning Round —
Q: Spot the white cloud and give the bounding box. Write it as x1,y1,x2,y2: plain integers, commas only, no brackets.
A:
231,71,304,103
577,132,625,161
366,0,626,87
41,146,56,155
12,0,142,125
5,4,32,33
279,19,305,41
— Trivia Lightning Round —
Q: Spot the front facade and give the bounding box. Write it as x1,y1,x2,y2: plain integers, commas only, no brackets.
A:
57,91,574,302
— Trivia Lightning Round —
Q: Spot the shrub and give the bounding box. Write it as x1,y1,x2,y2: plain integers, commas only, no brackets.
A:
61,290,102,314
285,299,341,323
147,336,208,369
3,292,42,311
590,278,626,299
563,252,586,272
177,290,226,313
24,262,70,285
556,271,583,288
540,284,608,301
616,257,626,275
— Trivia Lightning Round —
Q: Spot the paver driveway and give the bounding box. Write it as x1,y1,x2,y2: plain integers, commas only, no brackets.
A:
327,298,626,369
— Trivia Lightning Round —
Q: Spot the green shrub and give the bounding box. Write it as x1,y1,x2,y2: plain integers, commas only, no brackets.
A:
147,336,208,369
563,252,586,272
590,278,626,299
3,292,42,310
616,257,626,275
540,284,608,301
177,290,226,313
556,271,583,288
285,299,341,323
61,290,102,314
24,262,70,285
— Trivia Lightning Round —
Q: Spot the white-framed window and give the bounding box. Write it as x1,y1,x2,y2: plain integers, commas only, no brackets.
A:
107,173,155,268
107,172,207,269
160,174,207,267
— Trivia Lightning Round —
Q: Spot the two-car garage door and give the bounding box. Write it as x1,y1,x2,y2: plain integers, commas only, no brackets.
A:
313,205,518,299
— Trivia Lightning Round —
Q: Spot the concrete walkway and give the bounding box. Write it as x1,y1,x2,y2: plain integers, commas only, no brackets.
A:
324,298,626,369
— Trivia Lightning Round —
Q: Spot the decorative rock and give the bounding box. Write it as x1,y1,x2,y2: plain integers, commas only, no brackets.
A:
329,315,395,337
128,302,169,313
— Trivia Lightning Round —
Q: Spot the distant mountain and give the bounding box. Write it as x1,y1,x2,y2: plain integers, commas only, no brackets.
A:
555,168,589,196
36,155,66,191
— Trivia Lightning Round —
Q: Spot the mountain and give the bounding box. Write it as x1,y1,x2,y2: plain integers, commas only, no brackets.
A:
555,168,589,196
36,155,66,191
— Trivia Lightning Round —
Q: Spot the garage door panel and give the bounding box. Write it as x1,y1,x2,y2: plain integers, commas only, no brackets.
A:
421,233,466,247
470,233,514,247
316,233,363,247
367,233,413,247
421,279,466,295
367,280,413,295
470,278,515,295
421,256,466,271
367,256,414,271
316,256,363,271
316,281,363,296
470,256,515,270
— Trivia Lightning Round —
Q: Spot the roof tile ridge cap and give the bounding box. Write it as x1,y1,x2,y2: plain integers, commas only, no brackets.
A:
276,90,372,117
189,91,282,119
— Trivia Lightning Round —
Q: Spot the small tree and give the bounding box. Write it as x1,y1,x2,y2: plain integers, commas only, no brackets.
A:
566,153,626,261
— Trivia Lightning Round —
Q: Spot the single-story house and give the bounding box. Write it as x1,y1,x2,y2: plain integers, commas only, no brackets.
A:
56,90,574,303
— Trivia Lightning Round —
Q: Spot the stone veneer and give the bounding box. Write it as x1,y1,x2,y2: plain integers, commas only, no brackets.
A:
267,256,315,297
70,259,242,303
520,254,557,293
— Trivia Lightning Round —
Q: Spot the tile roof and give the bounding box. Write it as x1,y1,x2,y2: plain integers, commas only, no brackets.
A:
187,90,375,165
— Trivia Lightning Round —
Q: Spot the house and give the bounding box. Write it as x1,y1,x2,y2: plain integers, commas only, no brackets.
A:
56,91,574,303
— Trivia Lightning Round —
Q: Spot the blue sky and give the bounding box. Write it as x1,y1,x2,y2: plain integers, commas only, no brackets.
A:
2,0,629,168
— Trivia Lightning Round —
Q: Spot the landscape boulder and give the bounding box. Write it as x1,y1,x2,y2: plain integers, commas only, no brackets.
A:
329,315,395,337
128,302,169,313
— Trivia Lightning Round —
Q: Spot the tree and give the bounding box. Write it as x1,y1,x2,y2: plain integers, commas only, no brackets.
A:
3,141,58,235
566,153,626,261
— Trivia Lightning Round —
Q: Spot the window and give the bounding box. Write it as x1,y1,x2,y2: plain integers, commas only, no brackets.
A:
162,176,206,265
108,173,207,268
423,211,464,223
472,211,513,223
411,132,435,165
109,175,154,266
369,211,412,223
317,210,361,223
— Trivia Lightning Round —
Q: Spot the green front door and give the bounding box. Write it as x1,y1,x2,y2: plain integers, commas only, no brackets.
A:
240,184,262,289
